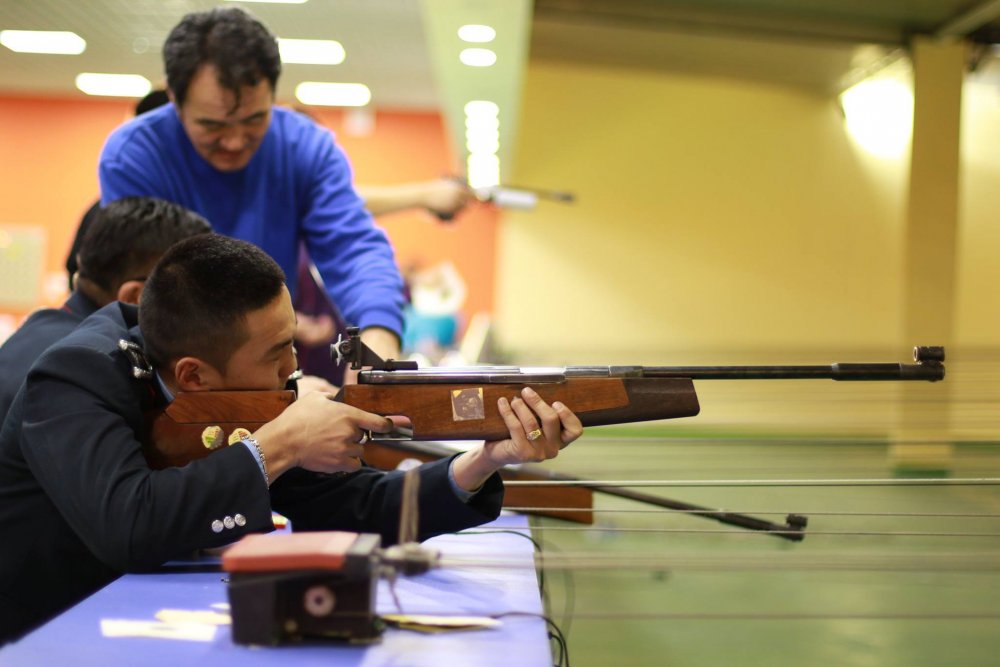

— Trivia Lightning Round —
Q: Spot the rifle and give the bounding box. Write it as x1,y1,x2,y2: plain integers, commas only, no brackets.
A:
331,330,943,441
435,177,575,221
143,330,944,541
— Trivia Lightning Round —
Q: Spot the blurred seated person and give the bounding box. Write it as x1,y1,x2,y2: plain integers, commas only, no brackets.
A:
65,89,171,291
293,177,474,385
402,261,468,364
0,197,210,424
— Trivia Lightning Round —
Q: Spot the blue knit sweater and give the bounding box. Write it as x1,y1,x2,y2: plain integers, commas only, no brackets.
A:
99,104,404,335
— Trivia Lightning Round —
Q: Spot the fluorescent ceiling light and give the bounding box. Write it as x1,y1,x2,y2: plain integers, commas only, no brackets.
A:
295,82,371,107
0,30,85,55
75,73,152,97
459,48,497,67
278,38,345,65
458,25,496,43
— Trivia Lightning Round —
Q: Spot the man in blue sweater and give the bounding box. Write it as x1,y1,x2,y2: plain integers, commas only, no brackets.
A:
98,6,403,365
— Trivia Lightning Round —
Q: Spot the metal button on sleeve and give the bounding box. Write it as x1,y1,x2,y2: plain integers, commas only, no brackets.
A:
223,516,235,530
234,514,247,527
211,520,224,533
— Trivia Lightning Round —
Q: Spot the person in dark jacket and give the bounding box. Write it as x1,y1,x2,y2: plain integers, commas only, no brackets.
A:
0,197,211,424
0,234,581,643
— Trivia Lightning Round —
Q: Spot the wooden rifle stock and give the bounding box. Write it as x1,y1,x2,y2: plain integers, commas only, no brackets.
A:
336,377,700,441
143,376,698,469
141,388,598,523
144,390,295,470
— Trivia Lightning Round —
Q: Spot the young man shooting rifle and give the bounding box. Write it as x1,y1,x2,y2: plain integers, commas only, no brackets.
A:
0,234,582,643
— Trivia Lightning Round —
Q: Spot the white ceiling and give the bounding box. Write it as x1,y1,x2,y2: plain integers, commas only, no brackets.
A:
0,0,438,107
1,0,999,179
0,0,532,179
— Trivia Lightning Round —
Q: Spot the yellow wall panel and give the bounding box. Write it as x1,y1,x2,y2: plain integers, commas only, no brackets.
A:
499,60,954,363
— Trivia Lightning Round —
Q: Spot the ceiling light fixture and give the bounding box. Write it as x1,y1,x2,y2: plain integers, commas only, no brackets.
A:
295,82,371,107
278,38,345,65
459,48,497,67
0,30,85,55
75,73,152,97
458,25,496,43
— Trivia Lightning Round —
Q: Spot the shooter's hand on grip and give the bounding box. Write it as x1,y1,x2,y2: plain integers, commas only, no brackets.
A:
252,391,394,481
451,387,583,493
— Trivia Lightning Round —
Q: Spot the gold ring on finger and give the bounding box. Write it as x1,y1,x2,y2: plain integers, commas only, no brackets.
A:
526,428,543,441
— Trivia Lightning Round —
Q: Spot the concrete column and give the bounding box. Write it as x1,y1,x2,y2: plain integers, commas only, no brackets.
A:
892,36,965,471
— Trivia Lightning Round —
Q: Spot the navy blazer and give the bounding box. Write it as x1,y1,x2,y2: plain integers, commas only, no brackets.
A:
0,291,100,426
0,302,503,642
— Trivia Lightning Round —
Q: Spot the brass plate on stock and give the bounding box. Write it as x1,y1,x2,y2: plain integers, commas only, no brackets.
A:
451,387,485,421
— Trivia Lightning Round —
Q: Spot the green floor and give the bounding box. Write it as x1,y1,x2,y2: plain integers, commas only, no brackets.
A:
529,428,1000,667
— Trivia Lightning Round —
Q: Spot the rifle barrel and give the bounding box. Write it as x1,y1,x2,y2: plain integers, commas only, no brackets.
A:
359,346,944,384
360,363,943,384
635,362,943,382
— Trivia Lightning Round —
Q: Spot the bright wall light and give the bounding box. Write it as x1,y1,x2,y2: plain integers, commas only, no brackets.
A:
459,48,497,67
464,100,499,117
278,38,345,65
75,73,151,97
840,78,913,159
458,25,496,43
465,115,500,132
465,98,500,186
466,129,499,154
467,153,500,189
1,30,85,54
295,82,371,107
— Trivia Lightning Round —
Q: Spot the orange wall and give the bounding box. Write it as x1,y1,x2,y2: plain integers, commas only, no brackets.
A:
0,95,496,326
0,95,132,315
